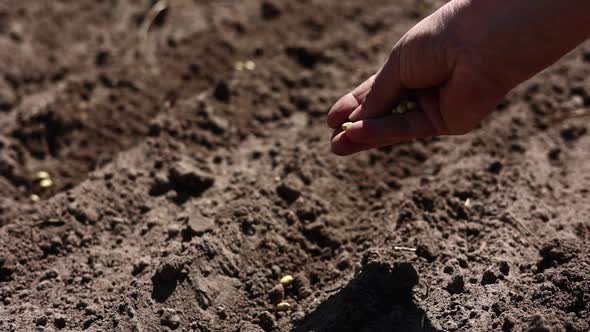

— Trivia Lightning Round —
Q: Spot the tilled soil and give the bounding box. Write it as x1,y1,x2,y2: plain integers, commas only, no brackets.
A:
0,1,589,331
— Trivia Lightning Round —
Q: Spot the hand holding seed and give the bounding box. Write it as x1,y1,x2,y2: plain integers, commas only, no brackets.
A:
328,0,590,156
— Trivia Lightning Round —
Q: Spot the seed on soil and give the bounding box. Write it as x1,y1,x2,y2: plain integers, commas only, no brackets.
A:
244,60,256,71
280,275,294,286
30,194,40,202
39,179,53,188
276,302,291,311
36,171,51,180
341,122,353,131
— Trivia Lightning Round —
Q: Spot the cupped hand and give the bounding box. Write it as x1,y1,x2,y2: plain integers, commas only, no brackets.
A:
328,0,590,156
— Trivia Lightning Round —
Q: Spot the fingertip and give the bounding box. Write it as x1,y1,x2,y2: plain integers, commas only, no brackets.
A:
330,131,354,156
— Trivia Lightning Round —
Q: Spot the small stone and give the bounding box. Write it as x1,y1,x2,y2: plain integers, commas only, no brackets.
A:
41,269,59,281
481,269,498,285
291,310,305,323
276,174,303,204
488,161,503,174
261,1,282,20
54,314,67,329
502,316,515,332
84,305,98,316
213,80,230,102
268,284,284,304
499,261,510,276
185,216,215,237
132,257,151,276
527,314,550,332
168,158,215,196
446,274,466,294
0,81,15,111
257,311,276,331
167,224,181,238
160,308,181,330
154,260,181,282
35,315,48,326
416,243,438,262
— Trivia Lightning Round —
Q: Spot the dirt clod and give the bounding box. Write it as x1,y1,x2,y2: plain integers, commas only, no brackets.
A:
446,274,466,294
481,269,499,285
269,284,284,304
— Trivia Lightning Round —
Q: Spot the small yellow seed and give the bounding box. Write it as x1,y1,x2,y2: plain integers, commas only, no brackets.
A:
341,122,353,131
393,104,407,114
30,194,40,202
36,171,50,180
280,275,294,286
276,302,291,312
244,60,256,71
234,61,245,71
39,179,53,188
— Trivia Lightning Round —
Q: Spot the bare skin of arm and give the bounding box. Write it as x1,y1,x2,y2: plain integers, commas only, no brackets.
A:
327,0,590,156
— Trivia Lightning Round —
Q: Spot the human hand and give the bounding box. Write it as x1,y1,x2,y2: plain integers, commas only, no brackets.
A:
328,0,590,156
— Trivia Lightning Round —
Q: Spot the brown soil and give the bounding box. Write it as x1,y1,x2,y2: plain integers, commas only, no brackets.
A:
1,1,589,331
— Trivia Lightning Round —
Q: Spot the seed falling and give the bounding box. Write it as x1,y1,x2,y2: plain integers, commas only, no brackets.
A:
341,122,353,131
280,275,294,286
36,171,51,180
30,194,40,202
39,178,53,188
276,302,291,312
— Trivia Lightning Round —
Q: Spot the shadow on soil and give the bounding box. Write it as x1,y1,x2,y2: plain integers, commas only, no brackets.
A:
291,259,442,332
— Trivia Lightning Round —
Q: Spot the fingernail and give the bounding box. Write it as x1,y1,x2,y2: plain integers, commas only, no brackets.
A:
341,122,353,131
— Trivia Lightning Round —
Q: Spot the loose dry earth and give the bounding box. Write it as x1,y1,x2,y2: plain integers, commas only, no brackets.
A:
0,1,589,331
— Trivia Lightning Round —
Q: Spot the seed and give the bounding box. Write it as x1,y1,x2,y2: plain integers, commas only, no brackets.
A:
30,194,40,202
36,171,50,180
393,103,407,114
406,101,417,110
280,275,294,286
244,60,256,71
276,302,291,312
341,122,353,131
234,61,245,71
39,179,53,188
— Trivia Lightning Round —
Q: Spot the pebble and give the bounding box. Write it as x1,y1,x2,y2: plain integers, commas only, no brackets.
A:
160,308,181,330
35,315,48,326
53,314,66,329
481,269,499,285
132,256,151,276
446,274,466,294
257,311,276,331
499,261,510,276
268,284,284,304
276,175,303,203
41,269,59,281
